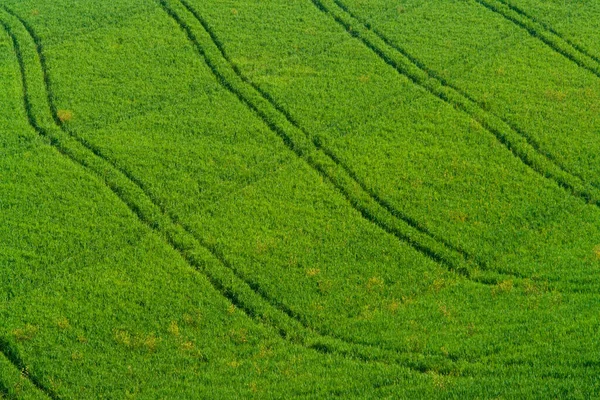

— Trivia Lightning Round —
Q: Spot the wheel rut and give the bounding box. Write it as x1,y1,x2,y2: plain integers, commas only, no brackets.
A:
0,16,62,400
167,0,516,283
474,0,600,81
0,5,465,375
331,0,594,189
496,0,600,65
310,0,600,212
0,336,57,400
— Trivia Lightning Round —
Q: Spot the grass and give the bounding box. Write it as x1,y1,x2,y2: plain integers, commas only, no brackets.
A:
1,0,599,398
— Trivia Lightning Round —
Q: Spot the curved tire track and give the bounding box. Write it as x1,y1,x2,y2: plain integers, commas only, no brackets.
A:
0,17,62,400
0,6,462,374
310,0,600,211
164,0,519,283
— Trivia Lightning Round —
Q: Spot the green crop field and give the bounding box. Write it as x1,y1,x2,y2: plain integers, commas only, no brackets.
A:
1,0,599,398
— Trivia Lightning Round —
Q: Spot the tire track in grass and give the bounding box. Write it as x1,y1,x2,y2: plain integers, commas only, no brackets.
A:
0,378,11,400
310,0,600,211
0,348,53,400
0,7,461,374
150,0,504,365
0,18,62,400
331,0,594,187
162,0,521,283
474,0,600,81
176,0,524,281
337,0,600,194
496,0,600,66
0,6,166,213
0,336,55,399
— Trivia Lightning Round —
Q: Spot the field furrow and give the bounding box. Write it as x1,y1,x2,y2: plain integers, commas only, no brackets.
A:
474,0,600,80
160,0,518,284
0,5,466,371
497,0,600,65
3,0,600,396
179,0,531,283
315,0,600,209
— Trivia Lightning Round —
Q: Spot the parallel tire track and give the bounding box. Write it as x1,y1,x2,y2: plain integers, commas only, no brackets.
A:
473,0,600,191
494,0,600,65
178,0,462,257
158,0,511,360
331,0,592,188
0,6,460,374
310,0,600,211
0,17,63,400
474,0,600,81
164,0,519,283
177,0,525,281
335,0,600,193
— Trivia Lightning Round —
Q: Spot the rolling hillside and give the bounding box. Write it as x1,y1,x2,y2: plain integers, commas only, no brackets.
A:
1,0,599,398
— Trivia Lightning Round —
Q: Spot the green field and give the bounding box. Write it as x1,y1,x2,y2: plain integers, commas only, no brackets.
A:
1,0,599,398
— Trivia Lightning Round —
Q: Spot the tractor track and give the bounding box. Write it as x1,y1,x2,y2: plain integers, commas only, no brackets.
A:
0,6,464,375
167,0,518,283
472,0,600,187
474,0,600,81
1,6,170,214
310,0,600,212
0,378,12,400
159,0,506,364
0,335,57,400
331,0,593,188
0,17,62,400
179,0,526,281
495,0,600,65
